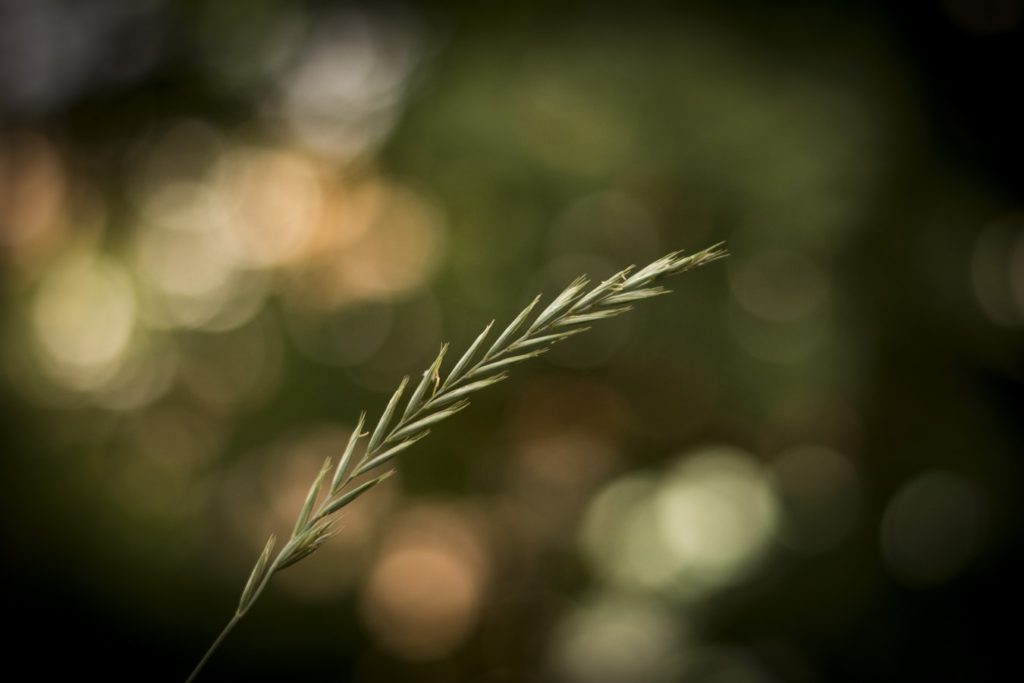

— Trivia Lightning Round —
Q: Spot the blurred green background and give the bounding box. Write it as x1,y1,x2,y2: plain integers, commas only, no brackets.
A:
2,1,1022,681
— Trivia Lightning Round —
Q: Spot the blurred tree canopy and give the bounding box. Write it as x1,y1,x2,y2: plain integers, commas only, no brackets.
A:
2,1,1022,681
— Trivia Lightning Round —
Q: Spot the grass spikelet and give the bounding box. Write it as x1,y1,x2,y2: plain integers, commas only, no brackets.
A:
185,243,727,681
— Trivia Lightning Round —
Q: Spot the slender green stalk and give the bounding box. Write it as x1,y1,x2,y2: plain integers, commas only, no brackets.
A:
185,243,727,680
185,614,241,683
